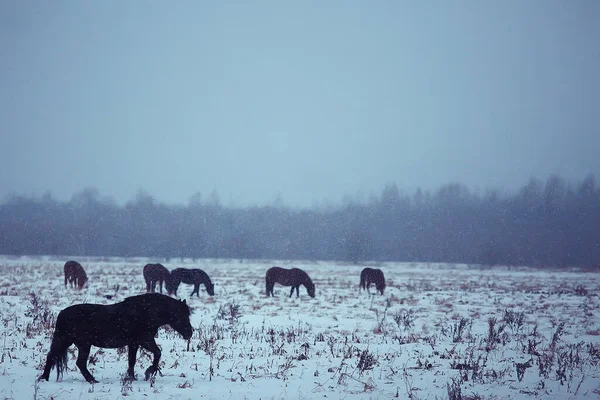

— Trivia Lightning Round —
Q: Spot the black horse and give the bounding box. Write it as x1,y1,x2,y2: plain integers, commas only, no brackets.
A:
64,260,88,289
143,263,171,294
359,267,386,295
265,267,315,298
39,293,193,383
167,268,214,297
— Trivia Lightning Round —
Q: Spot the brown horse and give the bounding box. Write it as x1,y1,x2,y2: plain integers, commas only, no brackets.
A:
167,268,214,297
143,263,171,294
360,267,386,295
265,267,315,298
64,260,88,289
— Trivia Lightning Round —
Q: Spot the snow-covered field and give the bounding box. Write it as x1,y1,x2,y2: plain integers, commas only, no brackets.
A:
0,256,599,400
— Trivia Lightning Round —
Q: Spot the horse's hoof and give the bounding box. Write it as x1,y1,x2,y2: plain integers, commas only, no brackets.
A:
144,368,155,381
124,373,137,381
38,375,49,382
86,378,99,384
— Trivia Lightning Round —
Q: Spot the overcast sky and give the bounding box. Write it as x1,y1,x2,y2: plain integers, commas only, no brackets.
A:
1,1,598,207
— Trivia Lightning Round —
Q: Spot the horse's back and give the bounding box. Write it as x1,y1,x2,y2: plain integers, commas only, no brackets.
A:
143,263,169,279
172,268,207,284
362,267,382,278
266,267,308,286
266,267,287,284
191,269,209,281
124,292,171,308
64,260,82,273
56,303,114,331
290,268,310,280
56,301,147,348
266,267,285,277
57,295,169,332
171,268,185,279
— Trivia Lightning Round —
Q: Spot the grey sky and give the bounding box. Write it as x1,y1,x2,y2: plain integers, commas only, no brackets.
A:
1,1,599,207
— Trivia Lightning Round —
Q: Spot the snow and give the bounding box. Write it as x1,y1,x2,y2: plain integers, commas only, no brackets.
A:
0,256,599,399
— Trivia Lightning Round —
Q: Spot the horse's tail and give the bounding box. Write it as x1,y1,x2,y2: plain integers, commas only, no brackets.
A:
39,329,70,381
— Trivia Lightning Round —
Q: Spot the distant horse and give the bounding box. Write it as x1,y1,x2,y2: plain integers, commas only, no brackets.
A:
63,260,88,289
39,293,193,383
143,263,171,294
167,268,214,297
360,267,386,295
265,267,315,298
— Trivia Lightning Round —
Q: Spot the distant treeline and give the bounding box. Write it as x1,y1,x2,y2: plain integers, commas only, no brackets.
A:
1,175,599,267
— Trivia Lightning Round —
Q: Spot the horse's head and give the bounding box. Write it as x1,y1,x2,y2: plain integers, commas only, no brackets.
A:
78,274,88,289
170,299,193,340
165,276,175,295
306,281,316,298
376,273,386,295
206,282,215,296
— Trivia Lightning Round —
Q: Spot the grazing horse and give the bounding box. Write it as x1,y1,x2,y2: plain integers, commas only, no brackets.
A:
265,267,315,298
360,267,386,295
167,268,214,297
143,263,171,294
63,260,88,289
39,293,193,383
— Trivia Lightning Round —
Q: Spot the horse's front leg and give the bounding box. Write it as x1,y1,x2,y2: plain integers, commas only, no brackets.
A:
75,343,98,383
289,286,295,297
126,344,139,380
140,338,161,380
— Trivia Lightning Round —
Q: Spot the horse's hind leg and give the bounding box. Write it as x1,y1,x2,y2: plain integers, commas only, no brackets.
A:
289,286,295,297
75,343,98,383
126,344,139,380
192,284,199,297
140,338,161,380
40,353,53,381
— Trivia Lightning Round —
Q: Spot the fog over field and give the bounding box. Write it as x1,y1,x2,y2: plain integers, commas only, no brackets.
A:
1,2,598,266
1,2,599,208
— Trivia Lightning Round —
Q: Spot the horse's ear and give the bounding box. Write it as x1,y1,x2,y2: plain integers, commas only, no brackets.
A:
182,299,186,305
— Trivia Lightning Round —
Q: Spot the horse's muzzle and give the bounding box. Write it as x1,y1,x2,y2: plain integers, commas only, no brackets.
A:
182,329,193,340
